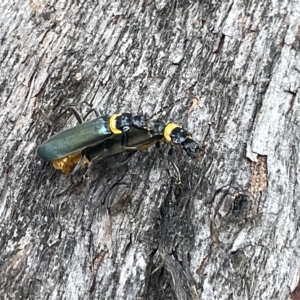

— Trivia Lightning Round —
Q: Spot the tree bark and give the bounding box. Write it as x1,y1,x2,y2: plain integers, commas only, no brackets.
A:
1,0,300,299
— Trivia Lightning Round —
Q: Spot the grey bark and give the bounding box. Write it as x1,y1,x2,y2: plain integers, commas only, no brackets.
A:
0,0,299,299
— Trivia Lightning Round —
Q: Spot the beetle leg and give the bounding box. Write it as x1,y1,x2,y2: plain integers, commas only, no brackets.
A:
157,145,181,185
82,147,109,179
55,106,101,125
121,131,128,147
168,157,181,185
166,145,181,185
82,108,101,120
55,176,83,197
54,106,84,124
70,152,89,175
111,152,136,168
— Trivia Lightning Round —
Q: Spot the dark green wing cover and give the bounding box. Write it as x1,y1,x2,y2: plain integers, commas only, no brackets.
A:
37,116,111,161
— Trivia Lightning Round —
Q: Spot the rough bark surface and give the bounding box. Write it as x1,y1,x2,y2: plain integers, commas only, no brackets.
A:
1,0,299,299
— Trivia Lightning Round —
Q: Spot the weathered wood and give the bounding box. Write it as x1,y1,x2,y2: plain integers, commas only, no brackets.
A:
1,0,300,299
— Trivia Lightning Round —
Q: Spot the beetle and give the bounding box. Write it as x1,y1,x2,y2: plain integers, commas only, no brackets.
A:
53,119,200,175
37,110,148,162
86,121,200,161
